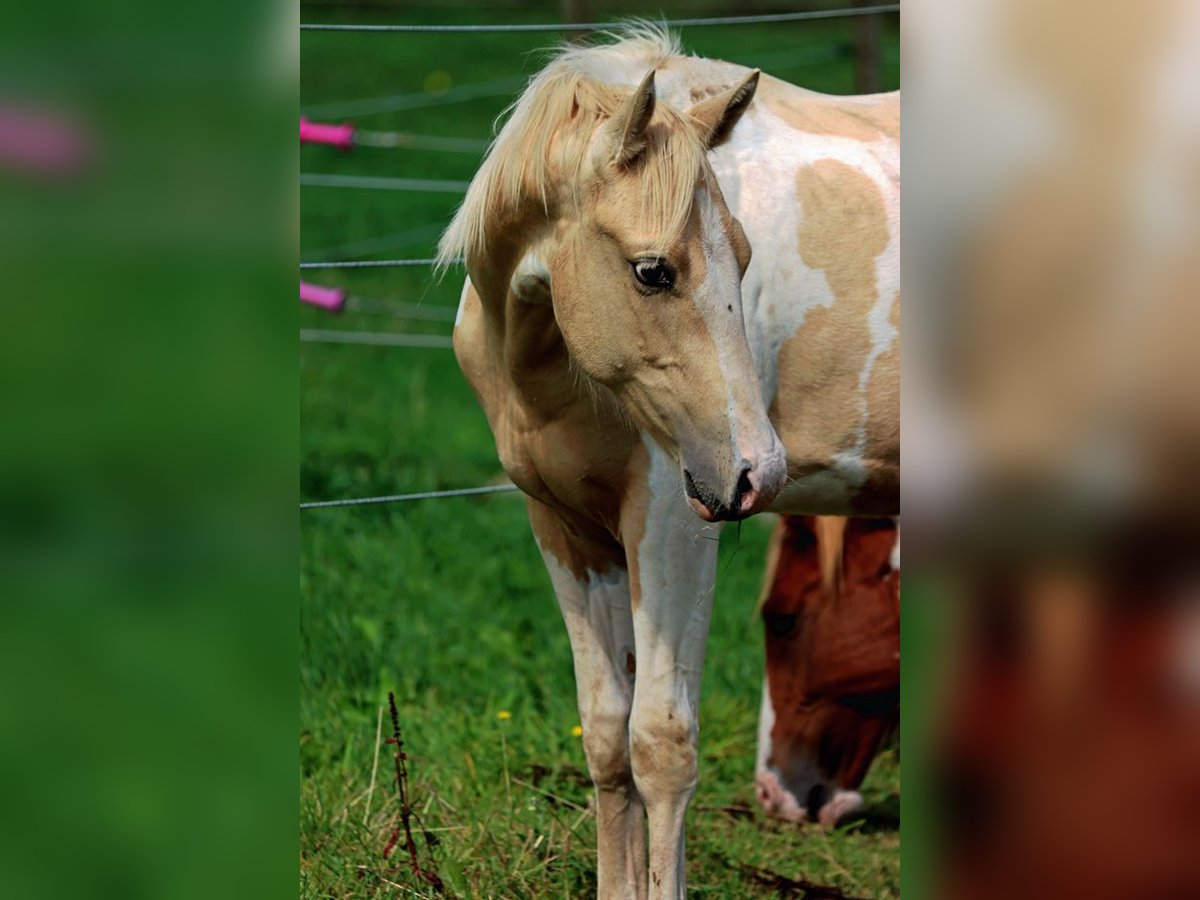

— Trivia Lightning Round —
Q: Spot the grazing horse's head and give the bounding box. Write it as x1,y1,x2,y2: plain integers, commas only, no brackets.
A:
756,516,900,826
442,59,786,521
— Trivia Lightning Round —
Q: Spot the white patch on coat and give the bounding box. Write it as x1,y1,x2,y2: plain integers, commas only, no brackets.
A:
454,277,472,328
626,436,722,898
755,676,775,773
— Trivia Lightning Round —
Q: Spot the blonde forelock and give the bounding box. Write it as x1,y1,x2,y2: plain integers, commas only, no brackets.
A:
436,25,707,274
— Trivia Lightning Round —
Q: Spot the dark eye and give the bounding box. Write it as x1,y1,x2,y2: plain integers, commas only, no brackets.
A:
763,612,798,638
632,258,674,289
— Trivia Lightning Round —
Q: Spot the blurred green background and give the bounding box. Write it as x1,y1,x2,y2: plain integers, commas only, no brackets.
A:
301,2,899,897
0,1,293,898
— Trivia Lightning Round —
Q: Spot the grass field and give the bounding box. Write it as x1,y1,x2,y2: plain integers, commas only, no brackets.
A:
301,3,900,896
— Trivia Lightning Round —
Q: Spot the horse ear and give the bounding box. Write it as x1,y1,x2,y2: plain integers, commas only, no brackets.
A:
511,250,552,305
598,69,657,167
687,69,760,149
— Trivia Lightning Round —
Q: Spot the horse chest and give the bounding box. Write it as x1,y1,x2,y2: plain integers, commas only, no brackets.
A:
484,378,638,541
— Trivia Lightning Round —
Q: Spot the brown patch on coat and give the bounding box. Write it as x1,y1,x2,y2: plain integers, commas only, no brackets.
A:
618,442,651,612
758,75,899,143
528,495,626,581
770,160,890,487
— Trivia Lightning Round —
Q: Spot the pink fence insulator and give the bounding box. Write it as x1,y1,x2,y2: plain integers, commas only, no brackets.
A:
300,117,355,151
301,281,347,313
0,104,89,175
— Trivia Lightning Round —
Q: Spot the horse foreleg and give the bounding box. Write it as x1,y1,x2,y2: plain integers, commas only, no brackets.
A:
622,446,721,900
529,500,647,900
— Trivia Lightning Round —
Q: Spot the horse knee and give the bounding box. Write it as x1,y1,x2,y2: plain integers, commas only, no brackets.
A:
581,709,633,791
629,707,698,801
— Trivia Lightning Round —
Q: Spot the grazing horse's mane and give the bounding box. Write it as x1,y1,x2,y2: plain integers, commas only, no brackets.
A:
815,516,846,598
436,25,710,273
755,517,848,614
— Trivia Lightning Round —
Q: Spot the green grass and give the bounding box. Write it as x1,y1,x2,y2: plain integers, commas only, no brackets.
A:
301,3,899,896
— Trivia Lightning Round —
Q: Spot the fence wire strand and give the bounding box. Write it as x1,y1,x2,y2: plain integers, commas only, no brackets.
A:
301,329,453,348
354,130,489,153
300,258,449,270
300,6,900,34
302,75,525,119
344,298,458,321
301,483,521,510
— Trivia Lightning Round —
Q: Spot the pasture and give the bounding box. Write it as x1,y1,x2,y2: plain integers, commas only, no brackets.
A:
300,4,900,896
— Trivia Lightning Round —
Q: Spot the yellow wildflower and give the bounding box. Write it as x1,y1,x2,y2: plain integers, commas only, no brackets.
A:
497,710,511,720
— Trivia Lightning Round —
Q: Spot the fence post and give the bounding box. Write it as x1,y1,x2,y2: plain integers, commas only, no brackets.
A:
561,0,590,44
854,0,882,94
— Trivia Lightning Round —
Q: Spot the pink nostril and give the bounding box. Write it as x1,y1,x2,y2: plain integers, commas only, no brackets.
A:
755,776,774,809
736,467,753,499
733,465,757,514
736,466,762,515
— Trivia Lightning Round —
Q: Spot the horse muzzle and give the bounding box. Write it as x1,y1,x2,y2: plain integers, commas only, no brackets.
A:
683,451,784,522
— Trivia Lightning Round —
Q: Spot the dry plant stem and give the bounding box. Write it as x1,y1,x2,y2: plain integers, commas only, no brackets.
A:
383,691,444,892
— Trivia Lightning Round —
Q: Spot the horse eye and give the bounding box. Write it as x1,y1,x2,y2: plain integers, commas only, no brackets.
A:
763,613,798,638
632,259,674,289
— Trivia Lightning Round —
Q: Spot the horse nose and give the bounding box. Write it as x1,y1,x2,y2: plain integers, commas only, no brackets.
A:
685,458,778,521
684,467,750,521
734,456,785,516
805,783,829,821
755,768,807,822
733,463,757,515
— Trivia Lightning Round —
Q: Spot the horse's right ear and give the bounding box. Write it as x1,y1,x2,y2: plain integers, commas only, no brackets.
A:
596,70,657,168
687,69,759,149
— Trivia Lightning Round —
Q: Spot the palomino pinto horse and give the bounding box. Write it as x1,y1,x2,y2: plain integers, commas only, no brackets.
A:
440,29,898,900
755,516,900,827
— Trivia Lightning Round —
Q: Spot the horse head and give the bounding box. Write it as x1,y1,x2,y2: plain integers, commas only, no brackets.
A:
444,64,786,522
554,69,785,520
756,515,900,825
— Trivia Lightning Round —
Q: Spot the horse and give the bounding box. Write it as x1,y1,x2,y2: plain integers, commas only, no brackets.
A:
754,515,900,827
439,27,899,899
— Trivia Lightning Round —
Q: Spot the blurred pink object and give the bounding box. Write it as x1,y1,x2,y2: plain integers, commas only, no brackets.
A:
300,117,354,151
0,104,89,175
300,281,346,313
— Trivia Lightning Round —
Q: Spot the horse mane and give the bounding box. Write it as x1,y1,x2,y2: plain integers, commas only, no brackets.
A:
815,517,847,601
754,516,847,616
436,25,708,274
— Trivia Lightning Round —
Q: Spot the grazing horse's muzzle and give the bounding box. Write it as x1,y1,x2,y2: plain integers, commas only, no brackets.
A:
755,766,865,827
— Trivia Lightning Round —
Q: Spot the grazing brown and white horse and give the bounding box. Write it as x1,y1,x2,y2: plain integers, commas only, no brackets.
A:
440,28,898,899
755,515,900,827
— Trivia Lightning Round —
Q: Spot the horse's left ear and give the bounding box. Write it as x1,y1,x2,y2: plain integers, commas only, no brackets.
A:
687,69,760,149
597,69,657,168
